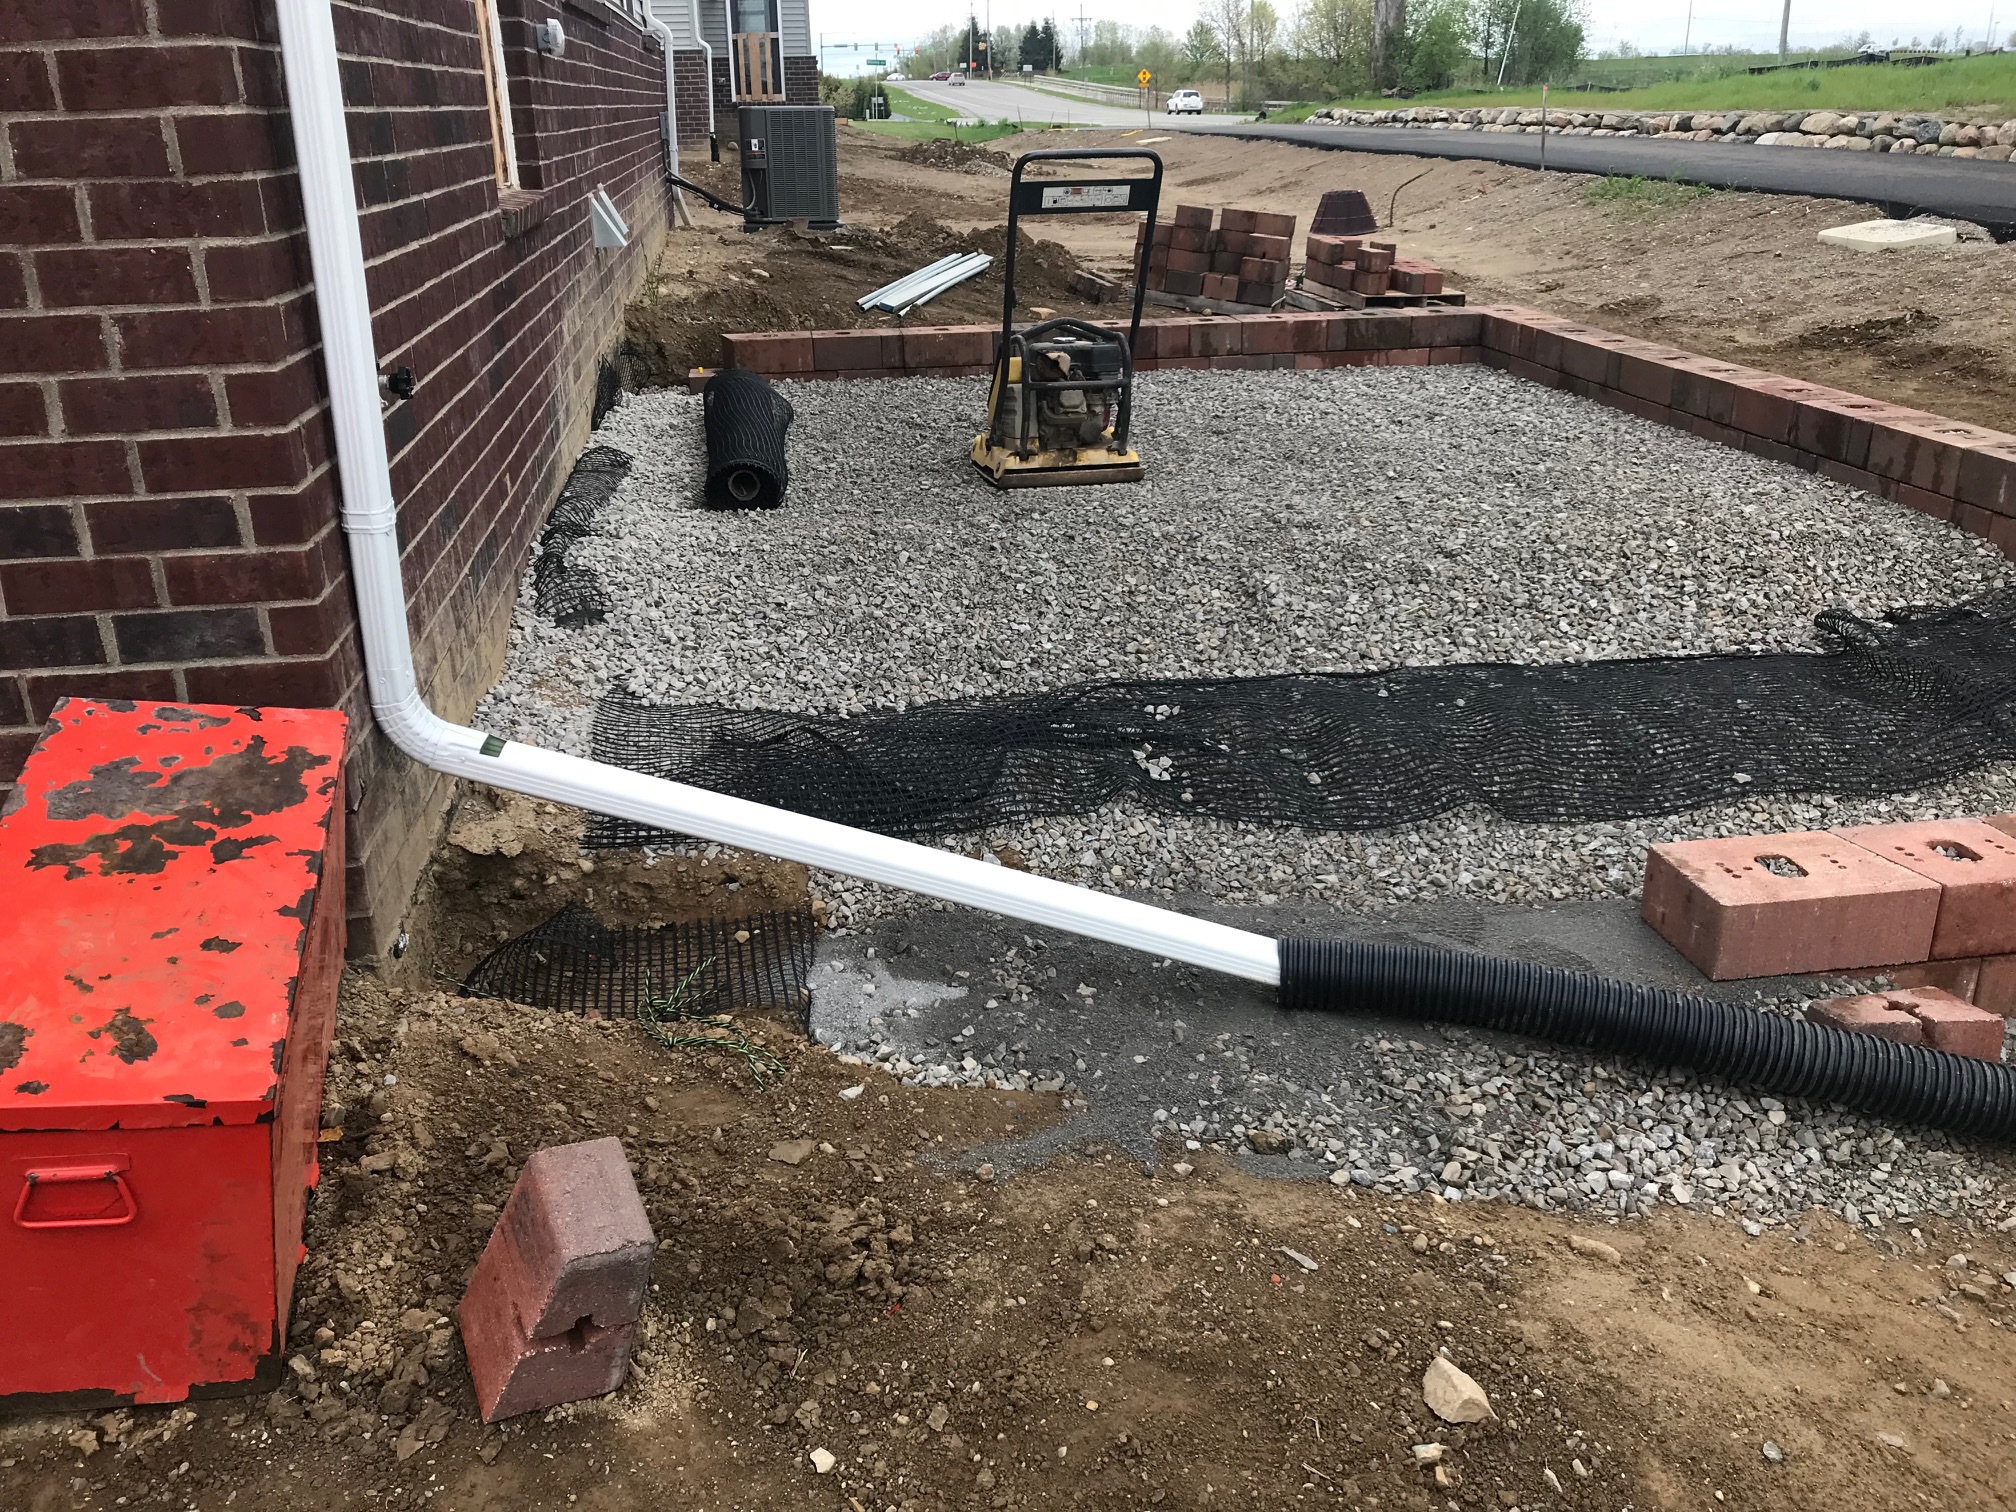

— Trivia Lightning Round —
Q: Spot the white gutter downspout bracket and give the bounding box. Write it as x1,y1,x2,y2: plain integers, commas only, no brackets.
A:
273,0,1280,988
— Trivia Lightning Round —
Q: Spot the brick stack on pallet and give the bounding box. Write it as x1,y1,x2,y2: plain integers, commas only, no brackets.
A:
1139,204,1297,312
1641,815,2016,1061
1300,233,1456,307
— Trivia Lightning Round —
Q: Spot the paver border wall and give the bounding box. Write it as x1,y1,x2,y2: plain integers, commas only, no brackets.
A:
709,306,2016,559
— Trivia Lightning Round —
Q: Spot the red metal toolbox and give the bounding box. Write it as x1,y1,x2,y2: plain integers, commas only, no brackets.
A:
0,698,347,1408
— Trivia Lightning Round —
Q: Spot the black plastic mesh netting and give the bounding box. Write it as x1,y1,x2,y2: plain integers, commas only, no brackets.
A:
461,905,815,1029
532,444,632,627
582,591,2016,847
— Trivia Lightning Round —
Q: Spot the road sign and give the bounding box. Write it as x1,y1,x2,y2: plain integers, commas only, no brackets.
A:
1137,68,1152,87
866,58,885,66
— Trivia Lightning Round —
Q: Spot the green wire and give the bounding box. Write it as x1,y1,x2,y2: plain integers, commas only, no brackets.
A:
637,958,790,1088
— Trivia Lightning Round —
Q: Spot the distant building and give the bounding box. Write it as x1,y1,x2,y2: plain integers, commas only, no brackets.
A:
651,0,819,140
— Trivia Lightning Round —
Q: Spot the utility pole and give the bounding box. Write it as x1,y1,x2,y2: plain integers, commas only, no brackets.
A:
1496,0,1522,86
1779,0,1791,57
1682,0,1693,54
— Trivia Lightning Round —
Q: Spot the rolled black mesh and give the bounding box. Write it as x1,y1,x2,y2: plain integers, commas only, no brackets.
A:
532,444,632,627
461,905,814,1031
582,592,2016,847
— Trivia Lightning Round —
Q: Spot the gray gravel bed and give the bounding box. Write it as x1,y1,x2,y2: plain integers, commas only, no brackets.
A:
478,366,2016,928
807,900,2016,1241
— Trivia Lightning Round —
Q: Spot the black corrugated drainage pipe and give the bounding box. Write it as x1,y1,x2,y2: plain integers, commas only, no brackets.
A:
1280,939,2016,1140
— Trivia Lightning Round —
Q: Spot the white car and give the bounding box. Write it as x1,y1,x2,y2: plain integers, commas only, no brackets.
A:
1167,89,1204,114
885,72,905,82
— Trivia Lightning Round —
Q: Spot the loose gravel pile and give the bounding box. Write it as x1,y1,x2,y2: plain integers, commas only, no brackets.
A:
479,365,2016,927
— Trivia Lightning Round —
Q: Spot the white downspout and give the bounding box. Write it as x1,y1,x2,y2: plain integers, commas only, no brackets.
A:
721,0,740,106
690,0,716,138
643,14,695,228
272,0,1278,987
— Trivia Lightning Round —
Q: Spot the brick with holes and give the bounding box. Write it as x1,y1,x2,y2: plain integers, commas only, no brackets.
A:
458,1137,655,1422
1832,819,2016,958
1640,831,1941,980
1886,986,2006,1059
1806,992,1927,1045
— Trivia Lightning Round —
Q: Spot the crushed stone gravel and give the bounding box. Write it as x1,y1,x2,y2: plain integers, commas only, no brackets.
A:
478,366,2016,929
472,365,2016,1235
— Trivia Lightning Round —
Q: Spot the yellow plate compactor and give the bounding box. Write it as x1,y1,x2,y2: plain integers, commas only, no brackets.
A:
971,148,1164,488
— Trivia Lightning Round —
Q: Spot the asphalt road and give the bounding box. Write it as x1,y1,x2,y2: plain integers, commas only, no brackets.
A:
1192,121,2016,233
897,78,2016,233
898,76,1239,130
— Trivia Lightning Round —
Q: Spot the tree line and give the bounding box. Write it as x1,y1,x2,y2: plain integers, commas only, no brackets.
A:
899,0,1586,106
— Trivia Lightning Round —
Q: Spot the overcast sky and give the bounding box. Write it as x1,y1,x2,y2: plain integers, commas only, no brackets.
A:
812,0,2011,63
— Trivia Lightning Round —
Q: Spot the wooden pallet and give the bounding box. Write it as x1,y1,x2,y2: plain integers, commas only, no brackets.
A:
1144,287,1281,317
1285,283,1467,312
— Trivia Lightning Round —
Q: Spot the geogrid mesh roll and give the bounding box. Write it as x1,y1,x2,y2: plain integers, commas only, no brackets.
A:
582,591,2016,847
461,905,815,1031
532,444,633,627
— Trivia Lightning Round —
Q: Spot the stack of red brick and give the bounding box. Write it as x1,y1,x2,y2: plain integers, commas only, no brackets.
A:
1304,234,1447,299
1139,205,1297,308
1642,816,2016,1060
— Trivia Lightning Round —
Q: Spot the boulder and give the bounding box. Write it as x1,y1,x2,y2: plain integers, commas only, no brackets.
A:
1872,112,1900,135
1800,113,1838,135
1916,119,1946,144
1737,112,1783,136
1939,121,1961,146
1838,135,1872,151
1517,109,1543,126
1599,112,1629,130
1956,123,1983,147
1984,145,2014,161
1872,134,1898,152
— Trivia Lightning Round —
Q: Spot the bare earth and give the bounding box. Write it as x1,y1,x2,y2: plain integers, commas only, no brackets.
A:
635,127,2016,436
4,799,2013,1512
7,133,2016,1512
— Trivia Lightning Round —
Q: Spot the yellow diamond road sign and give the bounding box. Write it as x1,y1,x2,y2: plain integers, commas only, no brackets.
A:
1137,68,1152,87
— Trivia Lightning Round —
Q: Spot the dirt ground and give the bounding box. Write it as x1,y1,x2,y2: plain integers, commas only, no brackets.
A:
10,134,2016,1512
6,796,2015,1512
630,126,2016,435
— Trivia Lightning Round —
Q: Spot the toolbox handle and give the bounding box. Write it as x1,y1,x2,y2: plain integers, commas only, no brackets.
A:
13,1164,138,1229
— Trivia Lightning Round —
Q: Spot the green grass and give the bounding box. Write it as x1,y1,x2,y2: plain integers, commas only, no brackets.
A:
1308,51,2016,118
883,85,961,122
850,119,1027,143
1583,173,1715,213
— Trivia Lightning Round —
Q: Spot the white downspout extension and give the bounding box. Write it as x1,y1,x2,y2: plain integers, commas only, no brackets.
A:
272,0,1279,987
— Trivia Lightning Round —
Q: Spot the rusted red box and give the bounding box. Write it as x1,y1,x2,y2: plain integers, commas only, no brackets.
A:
0,698,347,1409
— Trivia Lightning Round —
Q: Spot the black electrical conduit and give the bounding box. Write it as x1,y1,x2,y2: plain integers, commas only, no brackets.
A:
1279,939,2016,1141
667,169,753,218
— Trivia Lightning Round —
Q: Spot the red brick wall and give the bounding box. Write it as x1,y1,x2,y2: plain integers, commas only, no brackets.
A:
671,48,709,144
0,0,670,956
782,54,816,106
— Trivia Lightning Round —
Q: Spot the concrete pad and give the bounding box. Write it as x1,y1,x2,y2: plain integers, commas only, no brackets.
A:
1817,218,1957,250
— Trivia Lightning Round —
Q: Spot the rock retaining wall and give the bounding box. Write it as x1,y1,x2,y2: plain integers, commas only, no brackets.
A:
1308,105,2016,160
